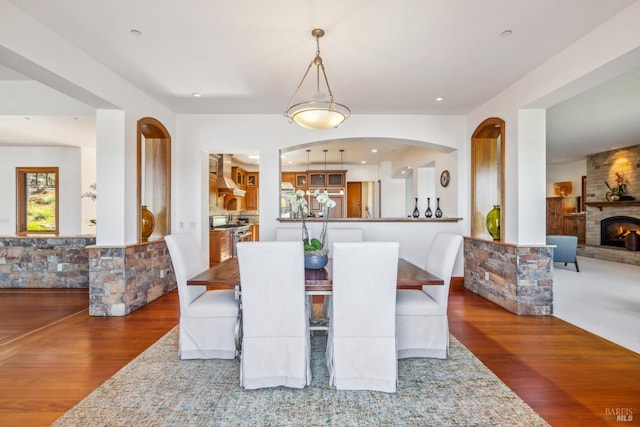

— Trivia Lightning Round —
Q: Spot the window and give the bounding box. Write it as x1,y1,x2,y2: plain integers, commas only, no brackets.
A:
16,167,59,234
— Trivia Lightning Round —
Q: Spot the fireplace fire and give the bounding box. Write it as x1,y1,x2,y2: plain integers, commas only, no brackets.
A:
600,216,640,247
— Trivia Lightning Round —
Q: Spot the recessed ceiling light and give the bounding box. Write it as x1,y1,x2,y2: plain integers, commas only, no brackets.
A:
130,29,143,37
401,170,406,174
361,160,366,164
192,92,201,97
435,97,444,102
371,149,378,153
500,30,512,37
249,155,259,159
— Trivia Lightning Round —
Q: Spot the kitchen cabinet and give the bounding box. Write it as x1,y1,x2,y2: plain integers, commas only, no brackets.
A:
250,224,260,241
282,172,307,190
246,172,259,210
308,170,345,187
232,166,247,189
210,230,232,267
209,172,218,195
309,194,345,218
281,172,296,187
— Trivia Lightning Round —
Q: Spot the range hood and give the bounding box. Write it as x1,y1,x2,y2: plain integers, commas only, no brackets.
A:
217,154,246,196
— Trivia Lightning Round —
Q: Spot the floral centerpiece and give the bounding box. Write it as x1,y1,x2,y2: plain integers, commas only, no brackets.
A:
605,171,627,201
290,189,336,268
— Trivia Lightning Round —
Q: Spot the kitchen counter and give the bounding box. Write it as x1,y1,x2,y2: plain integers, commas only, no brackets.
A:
278,217,462,223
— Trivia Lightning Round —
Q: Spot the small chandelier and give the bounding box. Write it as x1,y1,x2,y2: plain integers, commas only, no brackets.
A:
284,28,351,130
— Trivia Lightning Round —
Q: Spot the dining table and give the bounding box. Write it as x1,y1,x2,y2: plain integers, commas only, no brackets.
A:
187,257,444,294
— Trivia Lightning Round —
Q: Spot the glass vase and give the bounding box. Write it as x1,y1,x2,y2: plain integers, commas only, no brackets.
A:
412,198,420,218
435,198,443,218
486,205,501,240
425,197,432,218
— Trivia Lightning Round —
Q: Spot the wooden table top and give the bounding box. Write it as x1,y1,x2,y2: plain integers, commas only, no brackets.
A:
187,257,443,292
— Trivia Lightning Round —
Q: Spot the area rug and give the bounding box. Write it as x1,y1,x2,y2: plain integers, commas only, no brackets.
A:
53,328,549,426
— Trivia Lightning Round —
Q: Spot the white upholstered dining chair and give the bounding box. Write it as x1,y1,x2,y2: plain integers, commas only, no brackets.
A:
237,241,311,389
165,233,240,360
395,232,462,359
326,241,399,392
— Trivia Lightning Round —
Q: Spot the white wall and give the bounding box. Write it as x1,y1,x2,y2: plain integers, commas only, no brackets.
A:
0,146,81,236
547,159,586,197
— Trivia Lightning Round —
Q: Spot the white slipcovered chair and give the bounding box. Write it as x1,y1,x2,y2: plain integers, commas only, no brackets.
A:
326,241,399,392
395,232,463,359
237,241,311,389
164,233,240,360
325,228,364,258
275,227,304,241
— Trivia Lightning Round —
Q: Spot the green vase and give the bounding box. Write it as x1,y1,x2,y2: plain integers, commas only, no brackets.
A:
486,205,500,240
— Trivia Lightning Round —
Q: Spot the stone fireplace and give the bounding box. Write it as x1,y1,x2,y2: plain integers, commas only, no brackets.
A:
600,216,640,247
582,144,640,265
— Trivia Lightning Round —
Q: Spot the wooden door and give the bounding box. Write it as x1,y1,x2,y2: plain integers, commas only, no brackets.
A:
347,182,362,218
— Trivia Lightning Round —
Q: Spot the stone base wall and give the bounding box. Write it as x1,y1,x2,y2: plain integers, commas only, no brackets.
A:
89,239,176,316
464,237,553,315
0,236,96,288
578,244,640,266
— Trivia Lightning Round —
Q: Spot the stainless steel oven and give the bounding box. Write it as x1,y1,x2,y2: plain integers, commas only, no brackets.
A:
232,226,252,256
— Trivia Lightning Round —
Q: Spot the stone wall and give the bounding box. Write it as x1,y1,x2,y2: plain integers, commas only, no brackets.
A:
584,144,640,264
88,239,176,316
0,236,96,288
464,237,553,315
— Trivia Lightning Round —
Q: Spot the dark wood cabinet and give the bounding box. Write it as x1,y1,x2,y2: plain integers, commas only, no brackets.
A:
563,214,586,244
546,197,584,243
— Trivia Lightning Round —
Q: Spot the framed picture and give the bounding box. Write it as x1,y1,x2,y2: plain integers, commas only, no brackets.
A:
440,170,450,187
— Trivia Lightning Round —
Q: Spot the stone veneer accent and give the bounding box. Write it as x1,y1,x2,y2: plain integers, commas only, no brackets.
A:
464,237,553,315
88,239,176,316
0,236,96,288
584,144,640,265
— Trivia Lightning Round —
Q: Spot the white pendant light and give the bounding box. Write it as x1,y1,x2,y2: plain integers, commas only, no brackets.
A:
283,29,351,130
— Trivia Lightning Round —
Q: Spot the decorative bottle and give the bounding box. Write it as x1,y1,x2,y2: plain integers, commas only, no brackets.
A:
435,198,443,218
486,205,501,240
412,198,420,218
425,197,433,218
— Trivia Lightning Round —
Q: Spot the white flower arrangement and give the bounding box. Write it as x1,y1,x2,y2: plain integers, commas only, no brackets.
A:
305,189,336,255
291,189,336,255
81,183,97,201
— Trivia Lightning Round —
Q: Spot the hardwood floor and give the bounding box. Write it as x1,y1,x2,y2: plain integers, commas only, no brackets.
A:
1,288,638,426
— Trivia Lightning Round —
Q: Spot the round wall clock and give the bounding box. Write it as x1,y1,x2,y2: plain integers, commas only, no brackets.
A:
440,170,450,187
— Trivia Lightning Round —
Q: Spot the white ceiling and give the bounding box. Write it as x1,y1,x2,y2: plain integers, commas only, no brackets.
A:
1,0,639,164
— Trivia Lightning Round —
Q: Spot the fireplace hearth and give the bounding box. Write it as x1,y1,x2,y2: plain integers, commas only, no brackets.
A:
600,216,640,247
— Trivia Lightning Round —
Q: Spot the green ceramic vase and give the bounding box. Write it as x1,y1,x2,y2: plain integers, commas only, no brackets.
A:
486,205,500,240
